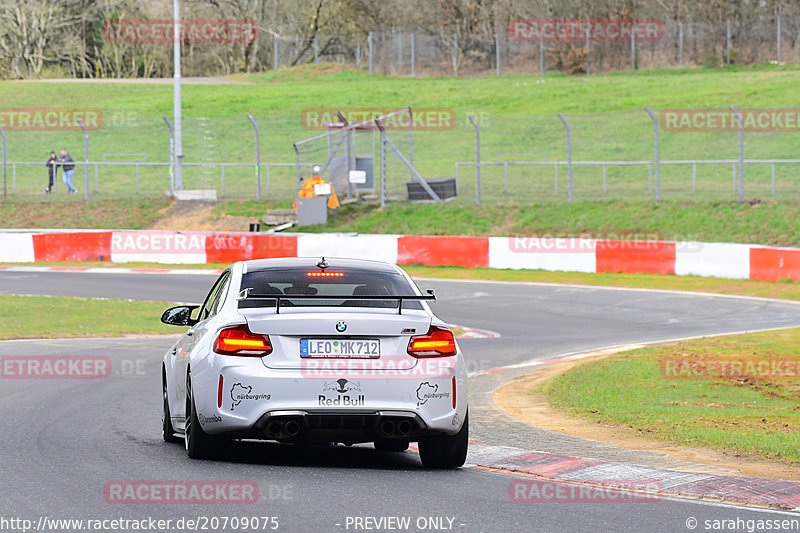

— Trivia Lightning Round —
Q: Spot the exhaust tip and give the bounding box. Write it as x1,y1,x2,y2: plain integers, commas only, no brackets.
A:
396,420,413,436
266,420,284,437
284,420,301,437
379,420,396,436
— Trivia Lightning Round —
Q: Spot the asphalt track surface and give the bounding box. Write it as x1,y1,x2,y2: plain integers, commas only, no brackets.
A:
2,270,800,533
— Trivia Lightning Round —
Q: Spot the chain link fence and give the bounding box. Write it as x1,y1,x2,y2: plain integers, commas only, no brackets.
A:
2,107,799,203
261,17,800,77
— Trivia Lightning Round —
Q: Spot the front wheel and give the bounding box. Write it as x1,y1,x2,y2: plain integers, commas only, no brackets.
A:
418,412,468,468
185,370,220,459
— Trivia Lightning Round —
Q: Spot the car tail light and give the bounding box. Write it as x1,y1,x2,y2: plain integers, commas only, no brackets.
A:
214,325,272,356
407,326,456,358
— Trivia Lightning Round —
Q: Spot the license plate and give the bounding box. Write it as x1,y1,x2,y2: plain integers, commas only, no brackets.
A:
300,338,380,358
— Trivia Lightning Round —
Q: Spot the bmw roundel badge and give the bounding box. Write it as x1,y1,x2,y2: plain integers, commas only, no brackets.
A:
336,321,347,333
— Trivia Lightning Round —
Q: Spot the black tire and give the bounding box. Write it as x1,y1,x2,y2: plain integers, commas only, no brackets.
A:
374,440,410,452
162,373,181,443
418,412,469,468
184,370,219,459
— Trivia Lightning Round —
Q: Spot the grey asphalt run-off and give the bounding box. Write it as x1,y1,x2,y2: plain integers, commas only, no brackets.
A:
2,270,800,532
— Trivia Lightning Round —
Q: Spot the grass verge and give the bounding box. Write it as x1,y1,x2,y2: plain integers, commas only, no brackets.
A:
0,295,175,339
294,200,800,247
539,328,800,463
0,197,171,229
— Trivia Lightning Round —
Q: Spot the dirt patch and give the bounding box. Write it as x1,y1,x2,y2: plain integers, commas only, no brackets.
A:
150,201,253,231
494,357,800,480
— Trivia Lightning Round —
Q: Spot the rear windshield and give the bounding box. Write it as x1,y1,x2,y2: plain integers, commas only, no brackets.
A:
238,267,423,310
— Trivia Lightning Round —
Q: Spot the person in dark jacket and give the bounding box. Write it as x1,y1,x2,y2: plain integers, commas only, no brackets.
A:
59,149,76,194
45,151,58,194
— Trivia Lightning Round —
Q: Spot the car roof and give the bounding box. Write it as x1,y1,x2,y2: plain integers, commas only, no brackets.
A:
242,257,401,274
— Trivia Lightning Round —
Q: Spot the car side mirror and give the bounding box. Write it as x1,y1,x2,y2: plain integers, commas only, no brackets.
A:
161,305,200,327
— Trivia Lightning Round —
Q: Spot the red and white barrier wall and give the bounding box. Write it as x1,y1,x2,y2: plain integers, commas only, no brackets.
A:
1,230,799,282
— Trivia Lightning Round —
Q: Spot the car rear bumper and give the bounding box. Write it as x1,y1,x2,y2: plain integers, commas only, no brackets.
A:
191,357,468,442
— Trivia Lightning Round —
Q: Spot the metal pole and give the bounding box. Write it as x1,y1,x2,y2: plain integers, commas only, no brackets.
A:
602,164,606,194
313,34,319,62
692,162,697,194
368,32,374,75
380,131,386,208
76,119,89,201
247,114,261,200
173,0,183,190
411,32,416,75
644,107,660,201
453,33,458,76
726,19,731,66
730,105,744,201
771,162,776,195
679,23,684,66
631,27,636,70
585,31,590,75
267,165,271,196
273,35,279,71
539,40,544,74
162,116,174,193
94,164,98,193
468,115,480,204
0,126,5,201
495,33,501,76
557,113,572,203
777,12,782,62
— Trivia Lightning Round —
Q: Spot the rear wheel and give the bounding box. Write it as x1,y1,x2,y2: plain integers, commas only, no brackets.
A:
418,412,468,468
185,370,220,459
374,440,410,452
162,374,181,443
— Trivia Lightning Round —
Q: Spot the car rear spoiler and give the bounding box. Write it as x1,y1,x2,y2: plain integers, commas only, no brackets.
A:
236,288,435,315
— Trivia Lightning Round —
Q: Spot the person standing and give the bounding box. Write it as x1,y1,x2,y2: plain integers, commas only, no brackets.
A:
45,151,58,194
59,149,76,194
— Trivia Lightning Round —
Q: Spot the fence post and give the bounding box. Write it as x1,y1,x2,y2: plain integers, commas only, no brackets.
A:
313,34,319,62
397,30,403,66
679,23,684,66
162,116,174,193
631,28,636,70
726,19,731,66
380,128,386,208
356,43,361,67
368,32,374,75
247,114,261,200
495,32,501,76
729,105,744,201
557,113,573,203
76,119,89,201
468,115,480,204
452,33,459,76
777,11,782,61
644,107,661,201
539,40,544,74
1,125,6,201
585,31,590,75
411,32,416,75
273,35,279,71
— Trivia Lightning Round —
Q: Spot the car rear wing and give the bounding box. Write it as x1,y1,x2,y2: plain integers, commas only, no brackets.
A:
237,288,436,315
